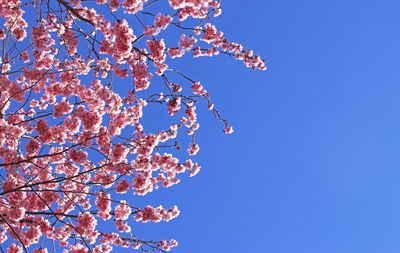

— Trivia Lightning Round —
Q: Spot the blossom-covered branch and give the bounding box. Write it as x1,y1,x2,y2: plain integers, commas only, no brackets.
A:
0,0,266,252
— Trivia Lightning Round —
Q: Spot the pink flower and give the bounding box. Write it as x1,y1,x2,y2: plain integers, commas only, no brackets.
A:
132,173,153,195
32,26,50,51
223,126,234,134
185,106,197,122
7,207,25,221
154,14,172,30
12,27,27,41
25,226,41,246
36,119,51,144
200,23,221,43
77,212,97,236
20,51,30,63
168,0,185,9
94,245,113,253
64,116,81,133
167,48,184,58
122,0,144,14
144,25,159,36
34,249,48,253
113,20,135,55
69,244,89,253
111,143,129,163
178,34,197,50
8,82,26,102
167,97,181,116
170,239,178,247
69,149,88,164
191,82,205,95
115,220,131,233
53,99,73,118
114,64,129,78
109,0,121,11
95,191,112,220
25,139,41,154
115,201,131,220
115,179,130,193
187,143,199,155
189,163,201,177
146,39,166,63
77,110,102,132
7,244,22,253
132,63,152,91
140,205,161,223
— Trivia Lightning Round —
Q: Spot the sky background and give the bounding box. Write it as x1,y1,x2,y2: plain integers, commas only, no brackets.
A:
6,0,399,252
132,0,400,252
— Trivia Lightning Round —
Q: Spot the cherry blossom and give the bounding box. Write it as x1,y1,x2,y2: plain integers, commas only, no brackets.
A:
0,0,265,252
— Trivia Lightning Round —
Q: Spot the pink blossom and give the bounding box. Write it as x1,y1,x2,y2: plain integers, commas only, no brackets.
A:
25,226,41,245
34,249,48,253
144,25,159,36
191,82,205,95
69,244,89,253
25,139,41,154
94,245,113,253
122,0,145,14
77,212,97,236
154,14,172,30
53,99,73,118
132,173,153,195
115,201,131,220
170,239,178,247
7,244,22,253
167,97,181,116
146,39,166,63
109,0,121,11
139,205,161,223
95,191,112,220
132,63,152,91
223,126,234,134
20,51,29,63
36,119,51,144
200,23,222,43
185,106,197,122
111,143,129,163
115,220,131,233
178,34,197,50
7,206,25,221
189,163,201,177
115,179,131,193
167,48,184,58
114,64,129,78
0,1,266,251
113,20,135,55
69,149,88,164
32,26,50,51
76,110,102,132
187,143,199,155
168,0,185,9
8,82,26,102
12,27,27,41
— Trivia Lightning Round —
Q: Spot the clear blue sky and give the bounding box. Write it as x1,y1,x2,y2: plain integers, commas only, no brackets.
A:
8,0,399,252
133,0,400,252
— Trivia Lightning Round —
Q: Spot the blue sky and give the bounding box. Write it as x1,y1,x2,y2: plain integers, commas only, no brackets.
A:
3,0,400,252
134,0,400,252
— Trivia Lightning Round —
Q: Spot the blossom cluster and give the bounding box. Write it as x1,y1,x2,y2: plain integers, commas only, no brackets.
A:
0,0,266,252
